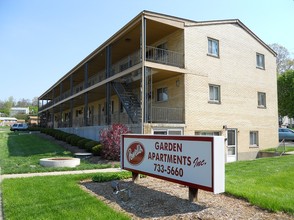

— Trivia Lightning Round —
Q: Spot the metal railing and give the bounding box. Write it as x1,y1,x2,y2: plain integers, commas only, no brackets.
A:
39,46,184,111
151,107,184,123
50,106,184,128
146,46,184,68
275,139,286,155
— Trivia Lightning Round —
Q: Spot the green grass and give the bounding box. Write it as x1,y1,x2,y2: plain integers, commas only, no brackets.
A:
262,146,294,153
0,129,113,174
226,155,294,214
2,173,132,220
1,126,294,217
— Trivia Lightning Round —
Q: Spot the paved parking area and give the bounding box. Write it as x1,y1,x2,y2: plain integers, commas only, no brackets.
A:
284,141,294,146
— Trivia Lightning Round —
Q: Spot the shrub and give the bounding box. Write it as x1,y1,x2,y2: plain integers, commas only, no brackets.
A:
77,138,91,149
99,123,130,160
65,134,78,145
92,172,132,182
85,141,100,151
70,136,83,146
60,132,73,142
54,130,66,140
91,143,103,156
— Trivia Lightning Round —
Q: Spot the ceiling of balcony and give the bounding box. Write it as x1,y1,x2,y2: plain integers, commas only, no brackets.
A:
40,16,182,103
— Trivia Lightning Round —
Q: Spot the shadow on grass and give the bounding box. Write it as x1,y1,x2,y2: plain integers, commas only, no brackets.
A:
6,131,72,157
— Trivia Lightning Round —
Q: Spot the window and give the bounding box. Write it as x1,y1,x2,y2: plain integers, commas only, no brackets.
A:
120,101,124,113
256,53,265,69
157,87,168,102
209,84,221,103
258,92,266,108
250,131,259,146
111,101,114,114
153,129,183,135
195,131,221,136
208,38,219,57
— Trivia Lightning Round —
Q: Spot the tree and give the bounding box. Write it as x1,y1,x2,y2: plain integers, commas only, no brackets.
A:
16,98,31,107
270,43,294,74
32,97,39,106
277,70,294,118
0,96,15,116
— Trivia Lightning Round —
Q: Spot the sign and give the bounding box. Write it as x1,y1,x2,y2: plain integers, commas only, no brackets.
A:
121,134,225,194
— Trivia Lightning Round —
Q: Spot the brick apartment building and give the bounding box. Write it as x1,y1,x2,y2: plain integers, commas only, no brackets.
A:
38,11,278,162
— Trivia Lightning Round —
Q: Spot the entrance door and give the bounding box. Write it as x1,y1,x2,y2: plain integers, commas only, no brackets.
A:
227,129,237,162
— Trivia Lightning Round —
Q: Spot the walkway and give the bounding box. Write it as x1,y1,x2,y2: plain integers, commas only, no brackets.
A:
1,168,123,180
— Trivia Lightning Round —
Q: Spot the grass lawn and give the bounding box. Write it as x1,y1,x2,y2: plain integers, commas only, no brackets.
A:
2,172,132,220
226,155,294,215
0,128,113,174
262,146,294,153
1,127,293,217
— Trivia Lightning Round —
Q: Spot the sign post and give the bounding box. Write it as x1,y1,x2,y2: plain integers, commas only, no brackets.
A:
121,134,225,200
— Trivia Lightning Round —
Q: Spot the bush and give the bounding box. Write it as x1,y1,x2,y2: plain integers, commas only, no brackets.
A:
54,130,66,140
70,136,83,146
85,141,100,151
65,134,78,145
91,143,103,156
77,138,92,149
100,123,130,160
92,172,132,182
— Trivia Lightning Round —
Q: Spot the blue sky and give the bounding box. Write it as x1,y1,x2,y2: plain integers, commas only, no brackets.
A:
1,0,293,102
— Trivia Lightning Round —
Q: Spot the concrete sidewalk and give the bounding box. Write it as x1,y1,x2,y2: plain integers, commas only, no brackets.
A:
1,168,124,180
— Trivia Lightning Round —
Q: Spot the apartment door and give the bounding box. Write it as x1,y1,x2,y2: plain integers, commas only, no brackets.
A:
227,129,237,162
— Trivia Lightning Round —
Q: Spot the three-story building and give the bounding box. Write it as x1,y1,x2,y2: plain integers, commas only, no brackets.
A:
38,11,278,161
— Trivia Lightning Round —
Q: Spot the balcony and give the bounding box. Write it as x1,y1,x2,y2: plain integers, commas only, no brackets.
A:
146,46,184,68
54,106,184,128
151,107,184,123
39,46,184,111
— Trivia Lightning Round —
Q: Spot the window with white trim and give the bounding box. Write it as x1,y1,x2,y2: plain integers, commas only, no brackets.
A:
208,38,219,57
209,84,221,103
250,131,259,146
256,53,265,69
157,87,168,102
258,92,266,108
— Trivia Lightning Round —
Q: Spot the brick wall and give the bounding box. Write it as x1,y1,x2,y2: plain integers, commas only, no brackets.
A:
183,23,278,160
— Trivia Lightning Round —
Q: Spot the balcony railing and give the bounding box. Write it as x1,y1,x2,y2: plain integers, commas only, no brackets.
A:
39,46,184,110
49,106,184,128
146,46,184,68
151,107,184,123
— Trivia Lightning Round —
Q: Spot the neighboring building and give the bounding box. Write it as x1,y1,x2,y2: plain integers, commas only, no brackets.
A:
280,116,294,128
0,117,17,126
10,107,29,116
28,116,39,125
38,11,278,162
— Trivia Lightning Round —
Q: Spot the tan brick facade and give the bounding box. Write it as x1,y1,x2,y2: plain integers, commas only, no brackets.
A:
40,11,278,161
182,23,278,160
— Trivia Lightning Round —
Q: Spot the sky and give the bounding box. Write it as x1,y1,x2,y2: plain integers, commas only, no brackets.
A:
1,0,293,102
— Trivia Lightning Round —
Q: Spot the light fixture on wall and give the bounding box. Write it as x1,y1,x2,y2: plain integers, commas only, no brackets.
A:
176,80,180,87
223,125,227,130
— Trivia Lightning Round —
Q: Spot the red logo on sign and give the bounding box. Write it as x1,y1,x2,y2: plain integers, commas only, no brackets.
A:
126,142,145,165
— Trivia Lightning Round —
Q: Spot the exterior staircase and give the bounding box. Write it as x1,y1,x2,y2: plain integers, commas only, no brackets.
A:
111,82,141,123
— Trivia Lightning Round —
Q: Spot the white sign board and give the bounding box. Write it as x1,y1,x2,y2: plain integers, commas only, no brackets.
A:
121,134,225,194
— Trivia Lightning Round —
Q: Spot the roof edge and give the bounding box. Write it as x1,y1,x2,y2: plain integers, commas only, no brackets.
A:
186,19,276,57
